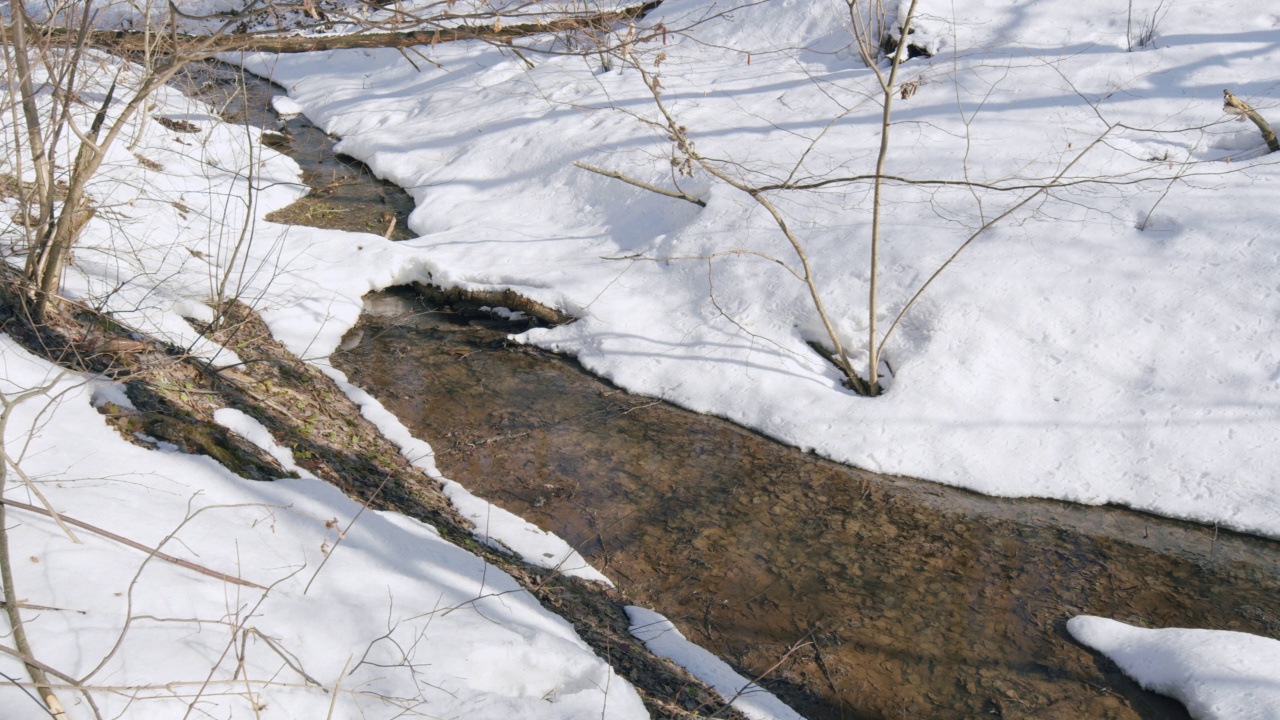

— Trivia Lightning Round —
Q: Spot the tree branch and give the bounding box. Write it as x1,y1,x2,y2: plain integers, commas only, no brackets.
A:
1223,89,1279,153
573,161,706,207
2,2,661,55
0,498,268,590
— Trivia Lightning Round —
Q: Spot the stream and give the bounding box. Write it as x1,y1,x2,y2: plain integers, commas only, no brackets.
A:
195,62,1280,720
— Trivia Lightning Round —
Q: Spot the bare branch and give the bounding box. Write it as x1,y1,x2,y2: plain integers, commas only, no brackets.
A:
573,161,706,207
1223,89,1279,153
0,497,269,589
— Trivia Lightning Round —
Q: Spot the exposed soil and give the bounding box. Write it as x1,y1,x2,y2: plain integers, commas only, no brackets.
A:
333,288,1280,720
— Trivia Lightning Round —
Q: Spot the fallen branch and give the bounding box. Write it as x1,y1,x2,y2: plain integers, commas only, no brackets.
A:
1223,89,1279,153
0,498,267,591
573,161,706,207
4,2,661,55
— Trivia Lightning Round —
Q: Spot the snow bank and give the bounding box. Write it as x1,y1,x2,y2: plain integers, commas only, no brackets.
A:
0,336,647,719
1068,616,1280,720
0,34,634,719
628,606,805,720
240,0,1280,538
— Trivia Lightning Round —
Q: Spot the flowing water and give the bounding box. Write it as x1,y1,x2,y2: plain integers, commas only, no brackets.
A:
202,62,1280,720
331,291,1280,720
181,61,416,240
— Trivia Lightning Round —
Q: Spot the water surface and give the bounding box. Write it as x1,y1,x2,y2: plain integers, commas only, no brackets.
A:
334,289,1280,720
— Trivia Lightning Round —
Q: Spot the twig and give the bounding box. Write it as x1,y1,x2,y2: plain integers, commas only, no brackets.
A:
0,668,56,718
0,446,81,544
0,645,99,719
0,600,86,614
326,655,352,720
303,473,392,595
706,639,812,718
875,124,1118,359
1,396,70,719
0,497,267,590
573,161,706,207
246,628,325,687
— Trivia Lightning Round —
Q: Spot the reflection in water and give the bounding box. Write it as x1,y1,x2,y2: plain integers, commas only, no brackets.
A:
335,288,1280,720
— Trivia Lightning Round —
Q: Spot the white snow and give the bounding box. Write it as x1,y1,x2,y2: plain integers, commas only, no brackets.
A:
1068,617,1280,720
214,407,317,478
270,94,306,117
628,606,806,720
238,0,1280,541
0,27,635,720
0,336,647,719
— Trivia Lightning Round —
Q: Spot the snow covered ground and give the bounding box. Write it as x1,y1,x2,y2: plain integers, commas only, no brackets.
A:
0,43,657,719
3,0,1280,717
0,337,648,719
243,0,1280,541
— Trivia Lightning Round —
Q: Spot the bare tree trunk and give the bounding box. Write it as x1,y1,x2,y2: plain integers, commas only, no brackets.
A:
8,3,56,282
864,0,920,396
0,395,69,719
30,76,117,322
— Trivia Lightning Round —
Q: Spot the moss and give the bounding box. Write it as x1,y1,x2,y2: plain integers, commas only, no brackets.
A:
121,411,293,482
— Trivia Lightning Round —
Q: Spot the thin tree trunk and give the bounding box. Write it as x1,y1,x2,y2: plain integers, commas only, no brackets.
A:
865,0,921,396
31,79,116,322
8,3,56,283
0,403,69,719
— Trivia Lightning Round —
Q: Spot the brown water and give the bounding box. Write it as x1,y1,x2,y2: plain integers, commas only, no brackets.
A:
333,289,1280,720
192,61,1280,720
180,61,416,240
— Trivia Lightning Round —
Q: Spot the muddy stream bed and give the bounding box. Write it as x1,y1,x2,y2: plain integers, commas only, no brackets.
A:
204,62,1280,720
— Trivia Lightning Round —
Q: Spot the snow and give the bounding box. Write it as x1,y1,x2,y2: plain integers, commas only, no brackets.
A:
214,407,317,477
270,95,306,117
628,606,806,720
238,0,1280,540
1068,617,1280,720
0,336,647,719
4,0,1280,717
0,32,635,720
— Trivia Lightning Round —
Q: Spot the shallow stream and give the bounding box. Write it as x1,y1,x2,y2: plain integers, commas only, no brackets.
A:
332,290,1280,720
204,61,1280,720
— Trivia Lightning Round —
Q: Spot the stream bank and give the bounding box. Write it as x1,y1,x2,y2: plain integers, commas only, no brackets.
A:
200,59,1280,720
86,60,750,719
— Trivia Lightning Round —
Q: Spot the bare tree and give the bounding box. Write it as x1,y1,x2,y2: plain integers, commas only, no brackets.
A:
1,0,648,324
570,1,1228,396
